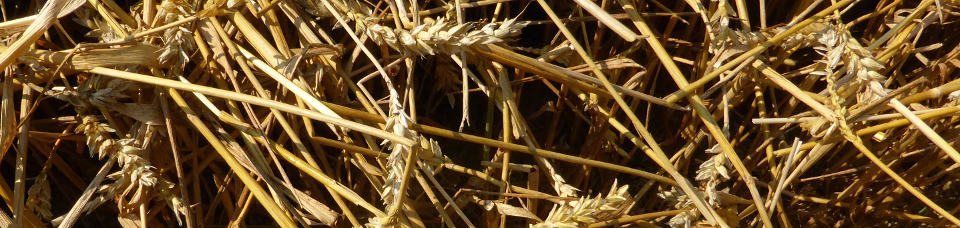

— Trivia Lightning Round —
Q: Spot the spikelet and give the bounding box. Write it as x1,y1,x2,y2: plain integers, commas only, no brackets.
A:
25,173,52,220
76,116,121,159
419,138,446,169
706,0,763,69
382,91,416,206
533,181,632,227
778,21,889,105
659,188,700,228
81,123,185,225
357,15,529,56
695,144,731,206
660,144,732,228
367,89,417,227
759,21,890,136
365,118,451,228
156,0,198,70
73,89,186,224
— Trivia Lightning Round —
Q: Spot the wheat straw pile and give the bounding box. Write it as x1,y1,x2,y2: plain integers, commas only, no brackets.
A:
2,0,960,227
